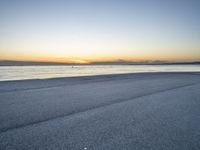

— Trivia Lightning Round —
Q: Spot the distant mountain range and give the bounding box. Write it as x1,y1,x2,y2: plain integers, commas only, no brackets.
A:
0,60,200,66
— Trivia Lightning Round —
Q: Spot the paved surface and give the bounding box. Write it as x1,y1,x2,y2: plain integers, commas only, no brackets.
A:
0,72,200,150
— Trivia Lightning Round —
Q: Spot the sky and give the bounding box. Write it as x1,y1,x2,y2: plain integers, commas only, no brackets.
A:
0,0,200,63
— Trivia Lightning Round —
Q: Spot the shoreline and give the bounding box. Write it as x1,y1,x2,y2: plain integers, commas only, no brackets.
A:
1,71,200,82
1,72,200,93
0,64,200,82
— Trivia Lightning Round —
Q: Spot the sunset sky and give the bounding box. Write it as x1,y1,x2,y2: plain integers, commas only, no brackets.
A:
0,0,200,63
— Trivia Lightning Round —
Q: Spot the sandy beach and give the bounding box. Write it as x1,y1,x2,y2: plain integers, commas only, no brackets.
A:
0,72,200,150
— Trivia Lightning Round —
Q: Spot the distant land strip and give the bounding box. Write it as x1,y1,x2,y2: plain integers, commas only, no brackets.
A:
0,60,200,66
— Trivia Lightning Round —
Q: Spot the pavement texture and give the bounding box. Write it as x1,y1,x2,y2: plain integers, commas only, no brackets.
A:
0,72,200,150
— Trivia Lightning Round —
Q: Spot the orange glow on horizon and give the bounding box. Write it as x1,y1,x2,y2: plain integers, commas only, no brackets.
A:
0,48,200,64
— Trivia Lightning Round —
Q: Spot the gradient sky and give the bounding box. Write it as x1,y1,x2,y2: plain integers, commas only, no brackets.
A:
0,0,200,63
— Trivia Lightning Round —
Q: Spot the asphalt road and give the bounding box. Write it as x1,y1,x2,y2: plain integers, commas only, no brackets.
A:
0,72,200,150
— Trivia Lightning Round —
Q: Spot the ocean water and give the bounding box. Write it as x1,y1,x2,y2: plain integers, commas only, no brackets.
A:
0,65,199,81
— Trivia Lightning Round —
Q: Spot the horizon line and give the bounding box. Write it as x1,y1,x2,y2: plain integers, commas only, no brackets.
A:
0,59,200,66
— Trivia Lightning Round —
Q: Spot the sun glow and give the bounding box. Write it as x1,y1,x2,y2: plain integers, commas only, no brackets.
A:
0,0,200,63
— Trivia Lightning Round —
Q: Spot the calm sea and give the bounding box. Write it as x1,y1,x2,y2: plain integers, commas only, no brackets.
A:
0,65,199,81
